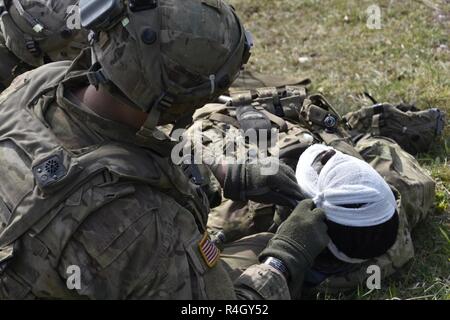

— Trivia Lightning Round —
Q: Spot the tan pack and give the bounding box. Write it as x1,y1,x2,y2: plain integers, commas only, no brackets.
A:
345,103,447,154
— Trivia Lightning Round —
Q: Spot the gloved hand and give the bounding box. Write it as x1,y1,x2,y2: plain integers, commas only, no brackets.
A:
260,199,330,297
223,161,304,208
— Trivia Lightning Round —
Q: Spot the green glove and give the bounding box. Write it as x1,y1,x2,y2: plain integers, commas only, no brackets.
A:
223,161,304,208
260,199,330,297
272,205,292,228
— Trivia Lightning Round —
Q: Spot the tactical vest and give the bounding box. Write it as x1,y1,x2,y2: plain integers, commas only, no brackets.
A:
197,86,363,160
0,63,219,299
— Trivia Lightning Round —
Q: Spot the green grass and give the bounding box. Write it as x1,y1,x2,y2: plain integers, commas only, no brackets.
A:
229,0,450,300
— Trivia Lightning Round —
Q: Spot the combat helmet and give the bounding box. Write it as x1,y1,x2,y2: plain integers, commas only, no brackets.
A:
80,0,251,131
0,0,89,66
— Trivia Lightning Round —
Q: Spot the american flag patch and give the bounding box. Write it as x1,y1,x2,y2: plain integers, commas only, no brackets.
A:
198,233,221,268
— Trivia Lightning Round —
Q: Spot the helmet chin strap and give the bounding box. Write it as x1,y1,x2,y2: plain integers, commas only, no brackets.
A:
86,60,176,153
87,47,171,145
136,92,175,142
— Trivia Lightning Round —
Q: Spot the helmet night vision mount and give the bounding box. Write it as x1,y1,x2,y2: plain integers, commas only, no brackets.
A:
80,0,158,31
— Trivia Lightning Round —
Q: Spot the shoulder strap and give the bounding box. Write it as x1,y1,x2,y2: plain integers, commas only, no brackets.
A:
257,108,288,132
209,112,240,128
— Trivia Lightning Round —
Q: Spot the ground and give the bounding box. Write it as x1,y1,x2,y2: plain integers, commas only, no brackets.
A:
229,0,450,300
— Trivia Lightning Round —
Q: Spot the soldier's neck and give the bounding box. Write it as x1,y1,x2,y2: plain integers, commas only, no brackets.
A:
73,85,148,130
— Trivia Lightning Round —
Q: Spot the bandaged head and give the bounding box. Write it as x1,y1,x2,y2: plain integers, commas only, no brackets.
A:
296,144,399,263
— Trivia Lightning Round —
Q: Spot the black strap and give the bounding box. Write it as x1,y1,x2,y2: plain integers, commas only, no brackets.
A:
373,103,385,115
312,149,337,174
364,91,378,104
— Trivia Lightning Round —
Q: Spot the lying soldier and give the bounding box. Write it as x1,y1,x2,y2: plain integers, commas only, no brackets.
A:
180,84,443,295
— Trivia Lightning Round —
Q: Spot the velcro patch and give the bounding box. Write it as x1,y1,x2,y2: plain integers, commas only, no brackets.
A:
198,233,220,268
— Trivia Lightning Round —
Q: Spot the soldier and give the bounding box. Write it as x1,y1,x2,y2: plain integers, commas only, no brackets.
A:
0,0,89,90
0,0,330,299
182,85,441,292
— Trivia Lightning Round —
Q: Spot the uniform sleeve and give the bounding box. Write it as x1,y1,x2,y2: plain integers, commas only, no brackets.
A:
58,184,203,299
234,264,291,300
58,182,291,300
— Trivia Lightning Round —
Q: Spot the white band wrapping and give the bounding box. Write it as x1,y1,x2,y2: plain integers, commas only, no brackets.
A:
296,144,397,228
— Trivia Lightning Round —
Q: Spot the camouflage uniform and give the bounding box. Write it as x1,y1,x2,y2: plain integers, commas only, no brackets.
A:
0,51,292,299
183,86,436,291
0,0,88,89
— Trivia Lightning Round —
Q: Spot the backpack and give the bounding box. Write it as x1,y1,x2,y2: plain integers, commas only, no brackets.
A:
345,103,447,155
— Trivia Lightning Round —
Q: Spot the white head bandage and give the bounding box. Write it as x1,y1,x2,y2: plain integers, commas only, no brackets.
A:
296,144,397,263
296,144,397,228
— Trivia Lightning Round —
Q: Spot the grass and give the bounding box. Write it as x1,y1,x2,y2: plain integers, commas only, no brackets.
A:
229,0,450,300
